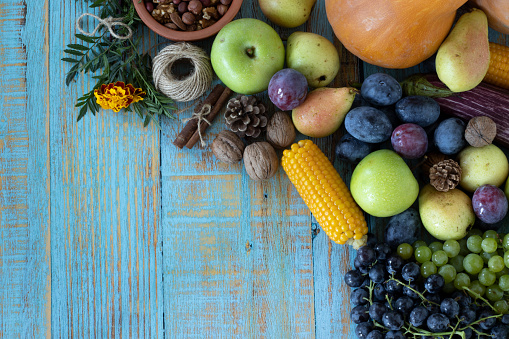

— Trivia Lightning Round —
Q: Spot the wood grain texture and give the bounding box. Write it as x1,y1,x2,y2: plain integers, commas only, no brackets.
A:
48,2,163,338
2,1,509,338
160,2,316,337
0,1,52,337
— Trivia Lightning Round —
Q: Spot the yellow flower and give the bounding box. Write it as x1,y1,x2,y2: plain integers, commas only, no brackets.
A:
94,81,146,112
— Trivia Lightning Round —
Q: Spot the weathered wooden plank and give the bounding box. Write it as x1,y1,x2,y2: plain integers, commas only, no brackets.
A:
48,2,163,338
0,1,52,337
160,2,315,337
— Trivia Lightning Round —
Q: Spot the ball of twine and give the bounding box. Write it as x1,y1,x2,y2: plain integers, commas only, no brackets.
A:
152,43,213,102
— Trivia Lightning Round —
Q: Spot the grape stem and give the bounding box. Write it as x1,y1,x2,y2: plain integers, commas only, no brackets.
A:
459,314,502,330
463,287,498,313
388,277,439,306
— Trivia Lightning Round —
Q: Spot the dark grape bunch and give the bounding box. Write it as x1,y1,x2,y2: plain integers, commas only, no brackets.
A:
345,233,509,338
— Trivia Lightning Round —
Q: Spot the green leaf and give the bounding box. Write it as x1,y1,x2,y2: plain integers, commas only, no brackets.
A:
90,0,106,8
68,44,89,51
75,34,97,43
143,114,151,127
64,49,84,56
77,105,89,122
65,71,77,86
62,57,79,63
103,54,109,74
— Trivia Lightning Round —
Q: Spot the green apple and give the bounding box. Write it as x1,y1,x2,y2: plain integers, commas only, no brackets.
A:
292,87,356,138
259,0,317,28
210,18,285,95
286,32,340,88
350,150,419,218
458,144,509,192
419,184,475,241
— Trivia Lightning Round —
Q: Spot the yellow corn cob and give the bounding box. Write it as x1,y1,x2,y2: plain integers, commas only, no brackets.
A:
282,140,368,246
484,42,509,90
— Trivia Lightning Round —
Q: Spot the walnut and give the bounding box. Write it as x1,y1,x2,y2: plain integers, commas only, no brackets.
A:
199,18,216,28
465,116,497,147
211,130,245,164
243,142,278,181
202,7,219,20
266,111,296,149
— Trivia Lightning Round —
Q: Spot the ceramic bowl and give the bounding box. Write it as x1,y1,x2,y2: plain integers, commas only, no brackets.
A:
133,0,243,42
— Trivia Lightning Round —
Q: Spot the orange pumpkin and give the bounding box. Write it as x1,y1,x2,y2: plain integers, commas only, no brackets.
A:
325,0,467,69
469,0,509,34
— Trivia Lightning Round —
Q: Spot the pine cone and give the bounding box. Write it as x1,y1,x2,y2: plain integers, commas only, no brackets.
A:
225,95,267,139
429,159,462,192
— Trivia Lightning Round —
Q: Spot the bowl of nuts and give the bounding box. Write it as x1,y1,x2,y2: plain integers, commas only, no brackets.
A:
134,0,243,42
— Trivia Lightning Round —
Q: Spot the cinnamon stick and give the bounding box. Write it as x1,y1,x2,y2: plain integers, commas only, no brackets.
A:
173,84,225,148
186,87,233,149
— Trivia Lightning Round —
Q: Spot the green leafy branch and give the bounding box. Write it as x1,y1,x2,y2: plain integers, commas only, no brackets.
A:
63,0,175,127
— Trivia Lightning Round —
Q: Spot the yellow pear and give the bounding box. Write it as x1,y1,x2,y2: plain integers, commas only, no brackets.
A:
436,8,490,92
259,0,317,28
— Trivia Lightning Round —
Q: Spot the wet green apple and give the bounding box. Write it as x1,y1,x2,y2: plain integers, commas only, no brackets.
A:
350,149,419,217
210,18,285,94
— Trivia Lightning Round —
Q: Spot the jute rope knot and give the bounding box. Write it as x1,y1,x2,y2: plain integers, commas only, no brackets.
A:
76,13,133,40
182,104,212,147
152,43,213,102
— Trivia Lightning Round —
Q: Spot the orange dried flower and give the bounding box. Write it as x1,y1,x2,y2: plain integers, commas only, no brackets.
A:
94,81,146,112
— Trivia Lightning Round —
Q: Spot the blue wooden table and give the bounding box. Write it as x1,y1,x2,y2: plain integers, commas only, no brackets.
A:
1,1,508,338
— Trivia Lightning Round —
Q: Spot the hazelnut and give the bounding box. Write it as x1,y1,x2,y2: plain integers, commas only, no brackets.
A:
172,0,181,3
243,142,279,181
200,0,211,5
181,12,195,25
188,0,203,15
217,4,228,16
220,0,231,4
177,1,188,13
211,130,245,164
145,1,154,13
266,111,296,149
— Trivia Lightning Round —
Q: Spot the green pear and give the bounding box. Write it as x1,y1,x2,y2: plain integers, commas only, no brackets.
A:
292,87,356,138
350,150,419,218
286,32,340,88
419,184,475,241
436,8,490,92
259,0,317,28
